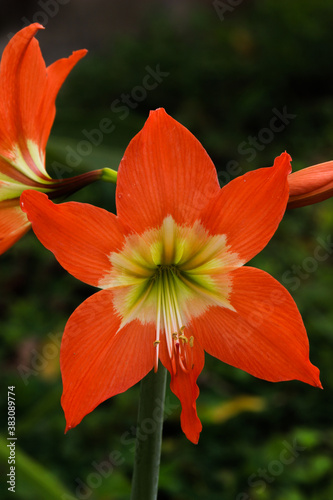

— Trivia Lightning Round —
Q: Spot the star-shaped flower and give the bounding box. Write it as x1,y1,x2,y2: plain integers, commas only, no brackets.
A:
21,109,321,443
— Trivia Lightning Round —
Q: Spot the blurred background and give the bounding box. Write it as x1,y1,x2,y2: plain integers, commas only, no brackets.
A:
1,1,333,499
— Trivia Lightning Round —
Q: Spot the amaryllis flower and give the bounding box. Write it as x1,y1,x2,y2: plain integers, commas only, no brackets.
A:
0,23,102,254
21,109,321,444
288,160,333,208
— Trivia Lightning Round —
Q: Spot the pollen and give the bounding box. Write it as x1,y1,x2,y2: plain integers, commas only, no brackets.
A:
99,216,242,373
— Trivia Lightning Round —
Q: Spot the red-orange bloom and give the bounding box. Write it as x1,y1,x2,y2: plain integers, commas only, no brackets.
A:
21,109,321,444
0,24,101,254
288,160,333,208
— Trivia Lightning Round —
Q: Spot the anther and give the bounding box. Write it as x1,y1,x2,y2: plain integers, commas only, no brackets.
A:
153,340,160,346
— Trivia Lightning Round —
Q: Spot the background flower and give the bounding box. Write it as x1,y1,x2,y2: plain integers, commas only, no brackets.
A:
288,161,333,208
0,24,101,254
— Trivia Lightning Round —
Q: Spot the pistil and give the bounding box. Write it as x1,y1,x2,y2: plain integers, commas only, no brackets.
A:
154,266,193,375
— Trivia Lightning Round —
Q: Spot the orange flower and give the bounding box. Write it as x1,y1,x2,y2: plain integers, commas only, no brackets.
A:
21,109,321,444
0,24,102,254
288,160,333,208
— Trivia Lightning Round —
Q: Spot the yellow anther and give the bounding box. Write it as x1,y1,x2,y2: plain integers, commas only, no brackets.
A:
189,336,194,348
178,334,188,343
153,340,161,346
172,332,178,339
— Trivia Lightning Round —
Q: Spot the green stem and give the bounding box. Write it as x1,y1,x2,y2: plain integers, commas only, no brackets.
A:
130,366,167,500
101,167,118,184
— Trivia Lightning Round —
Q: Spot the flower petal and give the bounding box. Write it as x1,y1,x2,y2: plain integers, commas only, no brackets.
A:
288,160,333,208
159,335,205,444
192,266,321,387
0,201,31,254
0,24,86,182
116,108,220,233
0,24,50,181
0,24,42,156
20,190,126,287
39,49,87,153
200,152,292,264
61,290,156,431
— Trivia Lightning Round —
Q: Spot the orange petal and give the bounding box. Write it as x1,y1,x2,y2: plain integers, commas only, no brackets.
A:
159,335,205,444
0,201,31,254
39,49,87,153
0,24,86,179
116,108,220,233
192,266,321,388
20,190,126,287
200,152,291,264
61,290,155,431
288,160,333,208
0,24,43,155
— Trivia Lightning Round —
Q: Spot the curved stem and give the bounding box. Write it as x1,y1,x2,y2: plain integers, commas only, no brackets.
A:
101,167,118,183
130,366,167,500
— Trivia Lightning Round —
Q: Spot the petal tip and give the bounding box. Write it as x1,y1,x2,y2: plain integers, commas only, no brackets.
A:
183,415,202,444
64,422,73,434
304,363,322,389
313,373,323,390
274,151,292,174
31,22,45,31
14,23,45,40
71,48,88,60
187,429,201,445
20,190,48,215
148,107,167,119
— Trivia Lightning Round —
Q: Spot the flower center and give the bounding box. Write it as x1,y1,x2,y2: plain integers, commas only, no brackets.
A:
153,264,193,374
99,216,242,372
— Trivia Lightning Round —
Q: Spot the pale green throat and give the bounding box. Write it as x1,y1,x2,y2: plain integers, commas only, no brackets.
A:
99,216,242,372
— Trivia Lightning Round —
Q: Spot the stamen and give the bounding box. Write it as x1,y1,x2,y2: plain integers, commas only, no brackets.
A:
178,334,188,343
161,277,174,361
165,269,179,334
160,274,177,374
189,336,194,369
169,269,184,328
177,344,190,374
154,275,162,372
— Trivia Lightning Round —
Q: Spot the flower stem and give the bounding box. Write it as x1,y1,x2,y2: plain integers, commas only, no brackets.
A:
130,365,167,500
101,167,118,184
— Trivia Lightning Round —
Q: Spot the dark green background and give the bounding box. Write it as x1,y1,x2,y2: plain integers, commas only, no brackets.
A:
1,1,333,499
